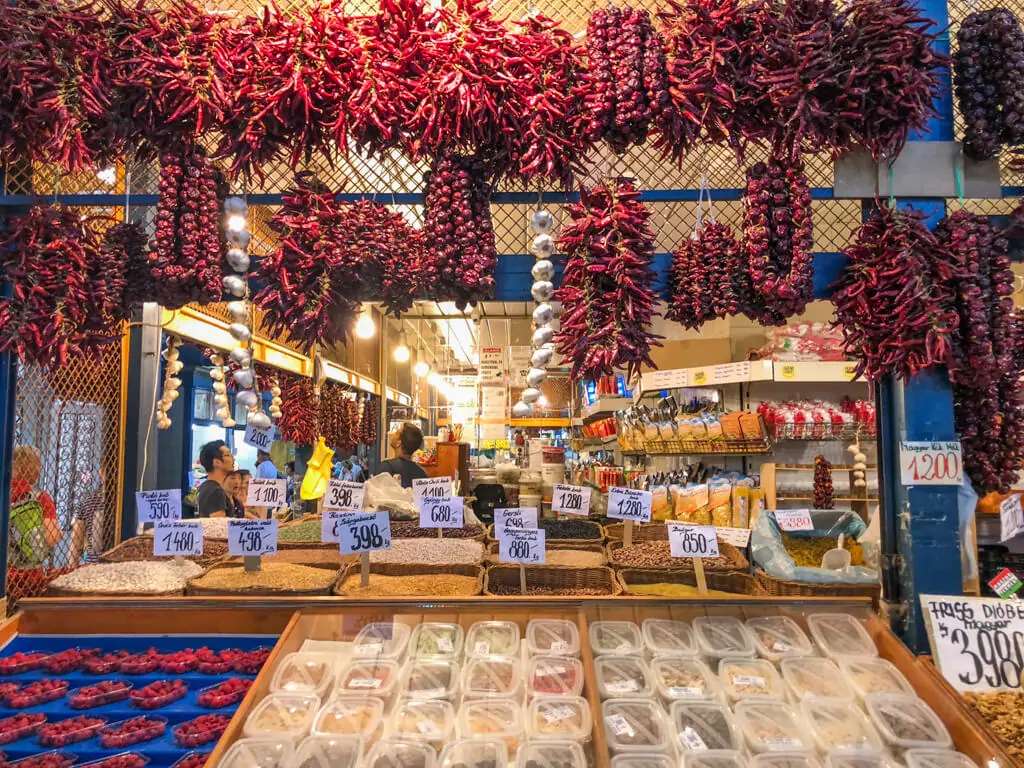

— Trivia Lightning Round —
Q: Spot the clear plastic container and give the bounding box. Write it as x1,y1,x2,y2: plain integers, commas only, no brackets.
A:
311,696,383,739
462,656,521,700
364,739,436,768
595,657,653,699
839,659,915,700
527,619,581,658
288,735,361,768
780,658,854,702
401,660,460,701
77,754,150,768
526,696,592,742
669,701,741,754
244,693,321,742
457,699,524,754
271,654,336,699
37,716,108,748
650,657,718,703
826,756,900,768
903,750,980,768
641,619,697,658
466,622,520,659
807,614,878,660
751,755,823,768
220,738,294,768
692,617,755,660
527,656,584,698
389,699,454,748
8,752,78,768
611,755,675,768
353,622,412,661
719,658,784,701
681,751,747,768
601,699,671,754
516,741,586,768
438,738,508,768
335,659,399,699
746,617,814,661
411,623,465,660
733,700,809,754
865,695,952,754
590,622,643,656
68,681,134,710
801,697,883,754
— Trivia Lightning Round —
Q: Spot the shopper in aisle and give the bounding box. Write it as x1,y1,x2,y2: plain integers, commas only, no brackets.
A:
378,422,429,488
285,461,295,503
232,469,262,519
196,440,236,518
7,445,63,606
255,449,280,480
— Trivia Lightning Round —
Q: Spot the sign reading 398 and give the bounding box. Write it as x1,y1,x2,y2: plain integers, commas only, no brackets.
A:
339,512,392,555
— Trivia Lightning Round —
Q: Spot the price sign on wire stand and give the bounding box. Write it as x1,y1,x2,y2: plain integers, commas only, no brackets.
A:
228,519,278,557
668,524,720,559
244,423,274,451
321,510,360,543
900,441,963,486
247,478,286,508
608,487,652,523
499,528,546,565
136,490,182,524
339,512,393,556
153,521,203,557
325,480,365,512
774,509,814,532
494,507,539,534
419,496,464,529
1002,494,1024,543
552,484,591,516
413,476,453,502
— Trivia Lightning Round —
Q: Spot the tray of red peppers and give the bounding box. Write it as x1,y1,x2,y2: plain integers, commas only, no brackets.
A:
129,680,188,711
97,717,167,750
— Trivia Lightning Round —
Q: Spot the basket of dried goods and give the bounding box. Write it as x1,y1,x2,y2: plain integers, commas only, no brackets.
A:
334,563,484,598
367,538,484,566
617,568,765,597
100,536,228,567
604,522,669,542
186,562,339,596
224,549,356,569
390,521,486,541
485,541,607,567
277,517,334,549
754,570,881,601
608,540,748,571
486,519,604,545
47,561,203,597
484,565,622,597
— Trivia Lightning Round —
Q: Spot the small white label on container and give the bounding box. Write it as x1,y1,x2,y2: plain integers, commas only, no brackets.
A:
415,720,441,738
347,677,381,689
605,715,635,738
356,643,383,657
764,738,802,748
605,680,639,694
680,726,708,752
474,641,490,655
669,686,705,698
437,637,454,653
549,640,568,653
732,674,766,689
541,705,576,724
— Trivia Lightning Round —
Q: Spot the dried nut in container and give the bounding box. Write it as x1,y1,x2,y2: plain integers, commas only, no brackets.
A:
49,561,202,594
964,691,1024,760
720,659,782,699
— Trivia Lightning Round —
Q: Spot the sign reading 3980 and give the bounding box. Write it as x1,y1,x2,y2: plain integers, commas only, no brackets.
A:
339,512,392,555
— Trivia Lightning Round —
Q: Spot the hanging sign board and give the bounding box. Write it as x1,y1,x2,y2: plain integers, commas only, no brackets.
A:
244,424,274,451
479,347,506,385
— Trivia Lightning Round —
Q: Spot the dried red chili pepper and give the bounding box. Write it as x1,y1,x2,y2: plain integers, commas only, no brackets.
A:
666,220,742,329
813,454,834,509
101,221,154,321
360,394,377,446
277,372,318,447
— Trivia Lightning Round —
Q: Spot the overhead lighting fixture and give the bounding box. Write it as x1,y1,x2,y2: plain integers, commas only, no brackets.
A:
355,310,376,339
427,372,442,387
414,353,431,378
394,330,410,363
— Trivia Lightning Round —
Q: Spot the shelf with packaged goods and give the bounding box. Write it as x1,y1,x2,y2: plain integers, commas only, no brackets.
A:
582,397,633,422
639,359,865,394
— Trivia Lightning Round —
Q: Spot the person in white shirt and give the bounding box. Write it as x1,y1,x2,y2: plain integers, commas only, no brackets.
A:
255,449,280,480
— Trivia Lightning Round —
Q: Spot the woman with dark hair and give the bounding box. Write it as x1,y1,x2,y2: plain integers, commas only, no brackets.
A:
378,423,429,489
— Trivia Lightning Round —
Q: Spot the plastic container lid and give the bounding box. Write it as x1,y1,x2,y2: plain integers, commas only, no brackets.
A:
401,660,460,701
641,619,697,658
271,654,336,699
839,659,915,700
589,622,644,656
462,656,521,699
807,614,878,660
904,750,980,768
527,656,584,698
411,623,465,660
825,756,900,768
780,657,854,701
466,622,520,659
335,659,399,698
364,739,436,768
751,755,823,768
311,696,383,738
289,735,361,768
669,701,741,754
651,657,718,703
516,741,586,768
457,699,524,754
526,696,592,742
353,622,412,661
801,697,883,754
527,619,580,658
692,617,755,659
865,694,952,752
244,693,321,741
718,658,784,701
221,738,295,768
601,699,670,755
746,617,814,661
733,700,808,754
389,699,455,745
594,657,653,699
438,737,509,768
681,752,747,768
610,755,675,768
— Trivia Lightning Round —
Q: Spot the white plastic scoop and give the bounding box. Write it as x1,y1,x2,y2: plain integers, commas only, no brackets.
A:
821,533,852,570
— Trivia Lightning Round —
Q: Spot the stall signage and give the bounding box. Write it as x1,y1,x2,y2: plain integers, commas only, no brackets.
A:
715,527,752,548
494,507,538,534
153,521,202,557
899,441,963,486
338,512,392,555
479,347,506,385
228,519,278,556
244,424,274,451
413,476,453,501
136,490,182,523
325,480,365,512
921,594,1024,691
989,568,1023,600
774,510,814,532
552,484,591,516
499,528,546,565
321,511,360,543
608,487,652,523
1001,494,1024,543
419,496,464,528
668,524,720,559
247,478,286,508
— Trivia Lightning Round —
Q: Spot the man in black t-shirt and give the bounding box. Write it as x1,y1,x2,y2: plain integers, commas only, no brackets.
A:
378,423,429,489
196,440,238,518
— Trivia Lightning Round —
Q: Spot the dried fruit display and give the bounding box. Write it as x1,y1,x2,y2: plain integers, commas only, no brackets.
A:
666,220,742,329
131,679,188,710
320,384,358,451
101,222,155,321
813,455,834,509
277,374,318,447
554,181,662,383
44,648,100,675
360,395,378,447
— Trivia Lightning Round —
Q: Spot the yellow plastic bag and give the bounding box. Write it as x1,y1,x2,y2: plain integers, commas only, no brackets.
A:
300,437,334,500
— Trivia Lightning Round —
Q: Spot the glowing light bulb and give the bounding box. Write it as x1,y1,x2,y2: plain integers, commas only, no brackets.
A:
428,372,442,387
414,359,431,377
227,215,247,232
355,313,376,339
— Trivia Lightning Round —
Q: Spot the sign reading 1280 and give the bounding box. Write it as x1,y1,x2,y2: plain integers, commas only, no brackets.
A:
552,484,591,516
608,487,652,523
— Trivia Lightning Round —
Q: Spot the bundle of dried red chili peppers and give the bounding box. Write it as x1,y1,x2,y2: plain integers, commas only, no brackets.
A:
277,373,318,447
101,221,155,322
360,395,377,446
555,181,662,383
812,455,834,509
320,383,357,450
665,221,742,329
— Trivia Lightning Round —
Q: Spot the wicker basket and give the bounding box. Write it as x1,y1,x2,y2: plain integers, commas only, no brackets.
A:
47,585,185,598
754,569,881,601
99,536,228,567
485,520,605,545
483,564,622,596
277,517,335,550
186,561,340,596
605,522,670,542
607,539,749,572
617,568,764,597
334,562,484,597
390,521,487,542
484,541,608,566
224,548,357,569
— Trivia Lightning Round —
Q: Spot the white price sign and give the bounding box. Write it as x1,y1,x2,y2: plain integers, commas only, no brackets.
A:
668,524,720,559
715,527,752,548
552,484,591,516
413,476,453,501
900,441,963,486
339,512,392,555
325,480,365,512
228,519,278,556
499,528,546,565
321,510,360,543
775,510,814,532
153,521,203,557
247,478,286,508
921,594,1024,692
1001,495,1024,543
419,496,464,528
494,507,538,534
608,487,652,523
244,423,274,451
136,490,182,524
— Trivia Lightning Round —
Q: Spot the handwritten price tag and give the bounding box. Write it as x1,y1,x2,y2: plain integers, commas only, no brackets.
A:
900,441,963,486
715,527,752,548
1001,495,1024,543
668,524,720,559
413,476,453,501
228,519,278,556
419,497,464,529
775,510,814,532
244,423,274,451
321,510,360,543
325,480,365,512
499,528,546,565
552,484,591,516
136,490,182,524
339,513,392,555
494,507,538,534
247,478,286,508
153,521,202,557
608,487,652,523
